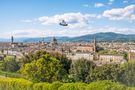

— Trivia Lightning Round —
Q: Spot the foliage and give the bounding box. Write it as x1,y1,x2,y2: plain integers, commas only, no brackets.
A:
49,52,71,74
20,53,66,82
86,64,125,83
61,75,75,83
120,61,135,87
98,50,108,54
49,82,63,90
0,78,131,90
86,80,127,90
70,58,96,82
123,52,128,60
20,50,71,75
2,56,20,72
58,82,87,90
33,83,50,90
20,50,48,65
0,78,33,90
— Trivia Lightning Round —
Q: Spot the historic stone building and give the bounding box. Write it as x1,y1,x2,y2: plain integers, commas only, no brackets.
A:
98,54,126,65
67,53,94,61
76,38,97,53
128,50,135,61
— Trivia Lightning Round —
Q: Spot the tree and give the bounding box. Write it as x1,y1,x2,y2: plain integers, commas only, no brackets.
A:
123,52,128,60
70,58,96,82
49,52,71,74
2,56,20,72
86,64,124,83
20,53,66,82
20,50,71,74
120,61,135,87
20,50,48,65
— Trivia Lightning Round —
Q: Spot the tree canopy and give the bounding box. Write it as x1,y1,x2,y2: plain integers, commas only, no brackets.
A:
20,53,66,82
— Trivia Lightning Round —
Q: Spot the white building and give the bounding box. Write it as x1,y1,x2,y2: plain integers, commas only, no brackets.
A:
98,54,126,65
67,53,94,61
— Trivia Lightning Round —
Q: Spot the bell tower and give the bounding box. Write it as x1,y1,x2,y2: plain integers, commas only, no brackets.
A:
11,36,14,43
93,37,96,52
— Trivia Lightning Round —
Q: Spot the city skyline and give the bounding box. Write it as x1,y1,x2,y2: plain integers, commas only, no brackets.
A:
0,0,135,38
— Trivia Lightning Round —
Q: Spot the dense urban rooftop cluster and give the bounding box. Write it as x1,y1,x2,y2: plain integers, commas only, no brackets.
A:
0,36,135,66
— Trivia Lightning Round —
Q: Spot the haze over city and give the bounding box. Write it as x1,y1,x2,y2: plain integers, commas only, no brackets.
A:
0,0,135,38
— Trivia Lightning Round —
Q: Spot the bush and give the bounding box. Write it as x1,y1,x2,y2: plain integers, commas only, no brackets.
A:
86,80,127,90
0,78,33,90
50,82,63,90
0,78,132,90
58,83,87,90
33,83,50,90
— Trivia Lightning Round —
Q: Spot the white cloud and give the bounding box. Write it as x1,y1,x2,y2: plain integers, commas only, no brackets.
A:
90,26,135,34
103,5,135,21
108,0,115,5
123,0,128,3
95,3,104,8
1,26,134,38
0,29,45,38
21,20,32,23
38,12,101,28
82,4,90,8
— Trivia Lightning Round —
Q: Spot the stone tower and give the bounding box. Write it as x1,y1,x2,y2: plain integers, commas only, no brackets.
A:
51,36,57,45
41,37,45,45
11,36,14,43
93,37,96,52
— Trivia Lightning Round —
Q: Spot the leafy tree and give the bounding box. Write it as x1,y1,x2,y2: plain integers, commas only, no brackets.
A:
86,64,124,83
98,50,108,54
123,52,128,60
49,52,71,74
20,50,48,65
20,53,66,82
120,61,135,87
108,50,119,54
2,56,20,72
20,50,71,74
70,58,96,82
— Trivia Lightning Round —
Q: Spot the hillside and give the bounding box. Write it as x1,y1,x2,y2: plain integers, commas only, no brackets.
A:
1,32,135,42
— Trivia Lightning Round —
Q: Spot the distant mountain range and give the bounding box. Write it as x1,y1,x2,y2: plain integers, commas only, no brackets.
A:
1,32,135,42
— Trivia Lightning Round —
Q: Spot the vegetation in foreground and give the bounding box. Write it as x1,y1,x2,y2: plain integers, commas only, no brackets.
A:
0,50,134,90
0,78,134,90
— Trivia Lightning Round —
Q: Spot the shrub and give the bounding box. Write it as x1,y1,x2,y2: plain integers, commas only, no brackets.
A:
86,80,127,90
50,82,63,90
0,78,33,90
58,82,87,90
0,78,132,90
33,83,50,90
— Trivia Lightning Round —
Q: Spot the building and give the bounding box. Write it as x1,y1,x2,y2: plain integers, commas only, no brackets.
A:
76,38,97,53
51,37,57,45
128,50,135,61
98,54,126,65
67,52,94,61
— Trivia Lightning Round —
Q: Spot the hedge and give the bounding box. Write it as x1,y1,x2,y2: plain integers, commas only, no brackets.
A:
0,78,134,90
86,80,127,90
0,78,33,90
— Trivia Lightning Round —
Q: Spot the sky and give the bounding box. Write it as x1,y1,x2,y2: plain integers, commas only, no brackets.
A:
0,0,135,38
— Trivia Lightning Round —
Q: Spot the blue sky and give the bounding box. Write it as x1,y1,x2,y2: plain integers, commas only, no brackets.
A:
0,0,135,38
